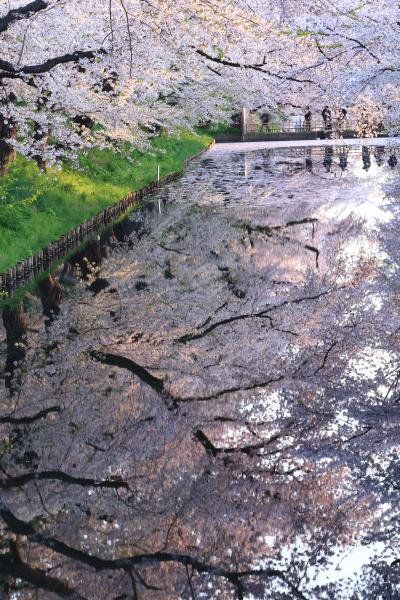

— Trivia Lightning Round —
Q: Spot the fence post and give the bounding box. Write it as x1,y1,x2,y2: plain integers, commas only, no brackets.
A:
241,107,249,142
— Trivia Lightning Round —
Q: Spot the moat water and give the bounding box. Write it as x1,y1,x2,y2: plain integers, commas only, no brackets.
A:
1,144,400,599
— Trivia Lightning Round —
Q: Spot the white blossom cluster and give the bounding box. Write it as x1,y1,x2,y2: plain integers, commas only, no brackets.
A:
0,0,399,161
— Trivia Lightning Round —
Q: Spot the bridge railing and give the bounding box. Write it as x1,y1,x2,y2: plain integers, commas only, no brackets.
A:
244,117,384,136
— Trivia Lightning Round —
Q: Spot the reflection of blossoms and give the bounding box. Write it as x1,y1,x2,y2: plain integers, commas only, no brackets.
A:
1,147,400,597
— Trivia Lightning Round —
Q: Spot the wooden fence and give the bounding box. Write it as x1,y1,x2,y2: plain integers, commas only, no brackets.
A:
0,141,215,297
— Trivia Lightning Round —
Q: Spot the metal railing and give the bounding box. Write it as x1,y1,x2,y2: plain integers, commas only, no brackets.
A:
244,117,380,136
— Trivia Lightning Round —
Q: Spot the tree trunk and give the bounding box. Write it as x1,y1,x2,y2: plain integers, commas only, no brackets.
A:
0,114,16,175
32,124,49,170
0,94,17,174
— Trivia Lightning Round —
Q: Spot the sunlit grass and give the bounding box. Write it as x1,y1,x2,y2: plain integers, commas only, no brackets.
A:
0,130,212,272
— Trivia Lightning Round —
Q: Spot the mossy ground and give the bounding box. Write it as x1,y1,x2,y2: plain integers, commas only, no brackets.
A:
0,130,212,272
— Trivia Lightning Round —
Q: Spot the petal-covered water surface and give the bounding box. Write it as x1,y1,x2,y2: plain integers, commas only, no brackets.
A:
2,144,400,599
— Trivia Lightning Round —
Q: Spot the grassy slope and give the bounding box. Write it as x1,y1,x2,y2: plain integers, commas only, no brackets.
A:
0,130,212,272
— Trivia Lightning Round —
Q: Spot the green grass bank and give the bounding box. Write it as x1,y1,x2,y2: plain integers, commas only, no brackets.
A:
0,130,212,273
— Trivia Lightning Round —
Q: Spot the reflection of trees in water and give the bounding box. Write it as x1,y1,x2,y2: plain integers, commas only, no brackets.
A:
362,146,371,171
2,302,27,393
323,146,334,171
293,145,399,176
1,150,400,597
338,148,349,171
374,146,385,167
189,147,400,202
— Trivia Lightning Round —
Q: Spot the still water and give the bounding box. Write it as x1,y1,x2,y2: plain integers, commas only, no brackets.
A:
1,144,400,599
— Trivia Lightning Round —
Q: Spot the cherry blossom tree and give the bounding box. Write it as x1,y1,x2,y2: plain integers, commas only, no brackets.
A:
1,0,397,171
0,0,283,168
275,0,400,131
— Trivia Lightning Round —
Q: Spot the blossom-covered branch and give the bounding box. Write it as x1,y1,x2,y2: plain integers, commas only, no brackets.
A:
0,0,49,33
0,48,105,80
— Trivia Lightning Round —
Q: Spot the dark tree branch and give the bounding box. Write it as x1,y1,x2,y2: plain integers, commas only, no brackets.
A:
91,349,283,407
0,542,83,598
0,502,309,600
194,420,294,457
195,48,318,85
313,340,338,375
178,288,340,344
0,49,105,80
0,0,48,33
323,27,381,63
0,470,129,490
0,406,60,424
